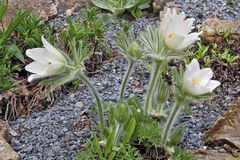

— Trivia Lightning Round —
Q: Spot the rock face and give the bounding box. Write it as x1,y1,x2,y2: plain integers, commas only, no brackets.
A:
0,121,20,160
2,0,91,28
201,18,240,35
203,100,240,149
195,149,236,160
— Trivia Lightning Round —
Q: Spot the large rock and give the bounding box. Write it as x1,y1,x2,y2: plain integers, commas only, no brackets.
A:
0,121,20,160
2,0,91,28
152,0,173,14
203,99,240,149
201,18,240,35
195,149,236,160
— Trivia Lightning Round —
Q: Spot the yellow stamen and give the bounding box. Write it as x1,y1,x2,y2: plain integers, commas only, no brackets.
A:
192,79,200,86
168,33,174,38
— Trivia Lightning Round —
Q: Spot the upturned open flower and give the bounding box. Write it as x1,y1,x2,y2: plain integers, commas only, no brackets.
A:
25,36,67,82
162,9,202,50
183,59,220,96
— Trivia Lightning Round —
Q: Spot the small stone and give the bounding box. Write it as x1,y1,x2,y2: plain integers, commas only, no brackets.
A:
74,101,83,109
66,9,73,17
218,148,226,153
24,145,33,153
62,128,68,132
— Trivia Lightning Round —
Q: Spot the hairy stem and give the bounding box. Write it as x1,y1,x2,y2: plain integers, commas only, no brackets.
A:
79,72,105,138
118,60,134,103
162,101,181,145
144,61,161,114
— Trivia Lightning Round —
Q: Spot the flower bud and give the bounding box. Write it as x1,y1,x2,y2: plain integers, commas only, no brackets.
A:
128,41,139,59
156,81,170,105
115,104,129,124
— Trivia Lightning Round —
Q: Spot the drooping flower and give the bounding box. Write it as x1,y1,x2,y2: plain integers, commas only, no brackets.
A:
183,59,220,96
25,36,67,82
162,9,202,50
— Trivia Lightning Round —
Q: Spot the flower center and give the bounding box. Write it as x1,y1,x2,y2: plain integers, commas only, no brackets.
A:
168,33,174,38
192,79,200,86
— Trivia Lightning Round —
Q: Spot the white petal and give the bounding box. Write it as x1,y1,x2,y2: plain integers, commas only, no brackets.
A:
186,59,200,73
164,33,185,50
206,80,221,92
176,32,201,50
193,68,213,86
180,18,195,35
162,9,173,31
26,48,49,65
183,69,192,84
183,59,200,87
41,36,66,62
28,74,48,82
172,8,177,17
43,63,65,75
184,79,210,96
192,86,211,95
25,61,45,74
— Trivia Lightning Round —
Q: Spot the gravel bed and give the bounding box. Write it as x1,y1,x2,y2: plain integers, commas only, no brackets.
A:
174,0,240,24
10,1,240,159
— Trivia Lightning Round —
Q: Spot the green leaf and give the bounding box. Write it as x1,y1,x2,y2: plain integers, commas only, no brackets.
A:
92,132,103,158
2,10,30,45
7,45,25,63
129,7,142,18
90,0,144,16
90,0,115,13
173,147,196,160
24,38,39,47
108,151,116,160
169,124,185,146
105,130,115,157
0,0,8,22
122,117,136,145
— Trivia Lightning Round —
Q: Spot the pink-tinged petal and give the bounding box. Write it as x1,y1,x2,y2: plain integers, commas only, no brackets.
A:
26,48,49,65
193,68,213,86
206,80,221,92
25,61,45,74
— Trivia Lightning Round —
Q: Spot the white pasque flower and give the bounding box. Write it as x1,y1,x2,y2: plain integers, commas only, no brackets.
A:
162,9,202,50
183,59,220,96
25,36,67,82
